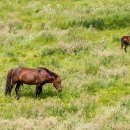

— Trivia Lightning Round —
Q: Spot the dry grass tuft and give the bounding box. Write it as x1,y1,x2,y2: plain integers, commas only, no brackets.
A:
99,66,128,79
0,116,58,130
59,40,90,54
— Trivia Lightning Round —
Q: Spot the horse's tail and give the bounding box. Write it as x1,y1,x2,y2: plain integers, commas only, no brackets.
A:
5,69,13,95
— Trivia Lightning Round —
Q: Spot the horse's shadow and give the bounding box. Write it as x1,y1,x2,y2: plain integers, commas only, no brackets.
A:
19,90,60,99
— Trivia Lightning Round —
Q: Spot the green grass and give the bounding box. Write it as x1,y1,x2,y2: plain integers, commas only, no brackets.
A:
0,0,130,129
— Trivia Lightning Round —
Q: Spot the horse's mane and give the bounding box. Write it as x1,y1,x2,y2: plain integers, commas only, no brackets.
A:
37,67,58,77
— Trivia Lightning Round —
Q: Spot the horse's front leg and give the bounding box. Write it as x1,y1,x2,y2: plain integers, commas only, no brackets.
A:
35,84,40,98
38,85,43,95
15,83,21,100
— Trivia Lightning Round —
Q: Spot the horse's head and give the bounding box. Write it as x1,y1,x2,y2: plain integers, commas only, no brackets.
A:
39,67,62,92
53,76,62,93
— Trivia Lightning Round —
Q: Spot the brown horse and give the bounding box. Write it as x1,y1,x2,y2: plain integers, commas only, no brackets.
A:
5,67,62,99
121,36,130,52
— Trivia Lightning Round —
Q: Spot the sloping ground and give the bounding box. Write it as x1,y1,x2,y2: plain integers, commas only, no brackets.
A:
0,0,130,129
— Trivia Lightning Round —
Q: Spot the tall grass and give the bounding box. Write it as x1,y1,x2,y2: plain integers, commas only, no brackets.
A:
0,0,130,129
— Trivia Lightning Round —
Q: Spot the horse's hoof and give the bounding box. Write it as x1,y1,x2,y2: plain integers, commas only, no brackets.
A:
16,97,20,100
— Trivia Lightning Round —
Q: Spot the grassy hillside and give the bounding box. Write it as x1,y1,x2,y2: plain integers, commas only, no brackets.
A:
0,0,130,129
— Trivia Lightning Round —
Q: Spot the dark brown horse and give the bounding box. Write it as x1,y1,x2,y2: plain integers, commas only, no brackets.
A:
5,67,62,99
121,36,130,52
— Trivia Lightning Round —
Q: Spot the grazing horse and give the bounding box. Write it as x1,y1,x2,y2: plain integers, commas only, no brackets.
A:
121,36,130,52
5,67,62,99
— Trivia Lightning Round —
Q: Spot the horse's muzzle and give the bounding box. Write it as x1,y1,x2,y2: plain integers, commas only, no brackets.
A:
58,89,62,93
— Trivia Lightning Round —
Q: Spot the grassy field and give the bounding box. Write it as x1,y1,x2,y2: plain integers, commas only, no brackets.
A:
0,0,130,129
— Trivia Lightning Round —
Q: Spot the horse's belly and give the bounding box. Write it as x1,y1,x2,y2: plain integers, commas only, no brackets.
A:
20,74,39,85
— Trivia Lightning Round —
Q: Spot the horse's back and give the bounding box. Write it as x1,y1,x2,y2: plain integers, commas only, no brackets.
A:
11,67,40,84
10,67,54,85
12,67,36,77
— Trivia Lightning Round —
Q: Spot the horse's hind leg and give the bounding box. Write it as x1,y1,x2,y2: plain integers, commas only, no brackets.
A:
8,83,15,96
121,42,123,49
15,83,21,100
125,45,127,53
